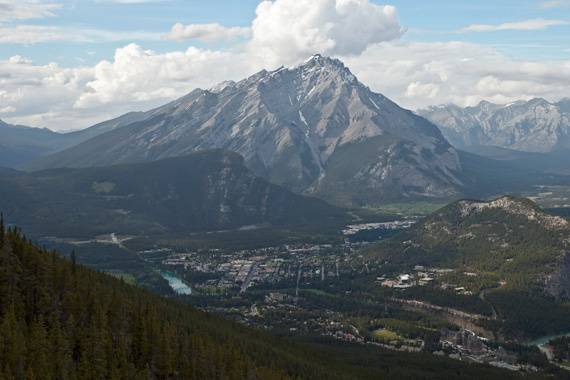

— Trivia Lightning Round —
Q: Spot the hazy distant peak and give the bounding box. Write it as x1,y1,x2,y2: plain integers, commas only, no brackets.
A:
419,97,570,153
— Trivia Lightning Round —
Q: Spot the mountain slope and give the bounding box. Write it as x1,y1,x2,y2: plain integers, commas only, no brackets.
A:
368,196,570,298
0,119,74,167
419,99,570,153
0,115,144,168
0,150,347,238
26,55,463,206
460,145,570,176
0,227,306,379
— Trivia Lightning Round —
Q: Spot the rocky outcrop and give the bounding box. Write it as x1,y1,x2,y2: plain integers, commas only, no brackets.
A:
546,254,570,299
457,196,569,230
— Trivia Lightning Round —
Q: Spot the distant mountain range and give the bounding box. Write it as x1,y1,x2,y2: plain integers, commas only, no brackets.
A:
24,55,464,206
0,112,146,167
419,98,570,153
0,151,347,238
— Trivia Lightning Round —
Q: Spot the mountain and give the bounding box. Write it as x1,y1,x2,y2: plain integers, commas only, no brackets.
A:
419,99,570,153
368,196,570,299
0,114,144,168
0,150,347,238
0,119,73,167
26,55,463,206
364,196,570,339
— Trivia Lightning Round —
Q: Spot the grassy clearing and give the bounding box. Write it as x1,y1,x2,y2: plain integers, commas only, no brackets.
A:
373,329,402,343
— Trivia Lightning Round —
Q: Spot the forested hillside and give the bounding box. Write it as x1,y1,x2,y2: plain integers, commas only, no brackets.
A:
0,219,336,379
0,151,347,238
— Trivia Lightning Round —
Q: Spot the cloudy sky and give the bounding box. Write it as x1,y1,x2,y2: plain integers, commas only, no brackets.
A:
2,0,570,131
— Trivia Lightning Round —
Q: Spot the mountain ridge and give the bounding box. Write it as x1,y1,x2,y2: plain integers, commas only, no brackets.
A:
1,150,348,238
0,114,144,168
419,98,570,153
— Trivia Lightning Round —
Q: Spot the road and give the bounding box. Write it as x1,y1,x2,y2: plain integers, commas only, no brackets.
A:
479,288,498,320
240,263,257,293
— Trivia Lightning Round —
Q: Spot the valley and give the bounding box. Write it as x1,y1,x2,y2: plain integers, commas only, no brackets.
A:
27,195,570,377
525,185,570,216
3,131,567,377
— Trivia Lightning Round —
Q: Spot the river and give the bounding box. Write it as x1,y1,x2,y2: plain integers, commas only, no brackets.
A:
527,332,570,347
160,271,192,295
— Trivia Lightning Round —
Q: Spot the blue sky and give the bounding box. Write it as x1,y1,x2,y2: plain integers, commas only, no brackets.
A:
1,0,261,66
3,0,570,66
2,0,570,130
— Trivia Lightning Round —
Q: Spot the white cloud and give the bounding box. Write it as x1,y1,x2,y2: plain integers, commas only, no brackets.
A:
406,81,440,99
164,22,250,42
0,25,162,44
74,43,252,110
0,106,16,113
462,18,570,32
247,0,405,67
0,55,95,129
345,41,570,109
0,0,61,22
8,55,32,64
0,45,255,130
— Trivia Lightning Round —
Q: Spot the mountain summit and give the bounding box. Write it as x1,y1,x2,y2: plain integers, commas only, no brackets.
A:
27,55,463,206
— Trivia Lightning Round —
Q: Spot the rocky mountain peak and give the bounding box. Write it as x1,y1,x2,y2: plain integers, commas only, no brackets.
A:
296,53,357,83
302,54,347,69
457,196,568,230
475,100,500,111
209,80,236,94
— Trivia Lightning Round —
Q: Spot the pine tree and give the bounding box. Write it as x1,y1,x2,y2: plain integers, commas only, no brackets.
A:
26,317,52,380
70,249,76,275
0,213,4,249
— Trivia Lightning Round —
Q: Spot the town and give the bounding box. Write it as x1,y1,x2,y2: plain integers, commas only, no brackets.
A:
136,230,547,375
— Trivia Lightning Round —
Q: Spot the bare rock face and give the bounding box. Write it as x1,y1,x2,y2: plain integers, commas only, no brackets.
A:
29,55,463,206
419,98,570,153
546,254,570,299
457,196,569,230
